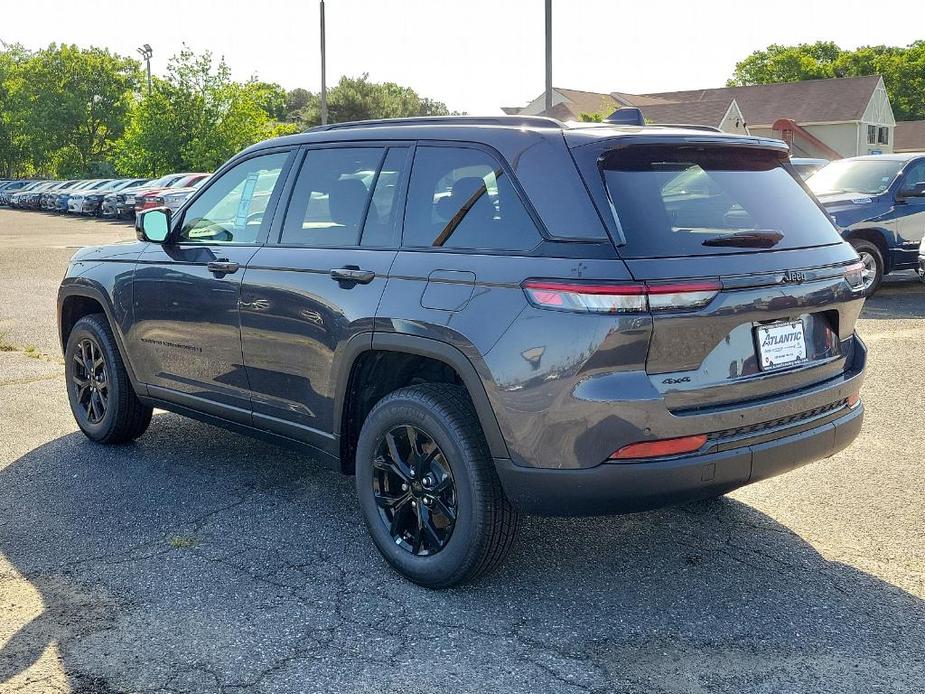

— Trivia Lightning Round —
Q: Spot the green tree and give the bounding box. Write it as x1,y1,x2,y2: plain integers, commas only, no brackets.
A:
728,41,925,121
21,44,140,176
294,74,459,127
115,48,298,176
285,87,312,120
0,44,32,177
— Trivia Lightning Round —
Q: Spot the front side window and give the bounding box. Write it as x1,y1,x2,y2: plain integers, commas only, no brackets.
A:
280,147,385,247
403,146,542,252
178,152,288,244
807,158,903,196
902,160,925,189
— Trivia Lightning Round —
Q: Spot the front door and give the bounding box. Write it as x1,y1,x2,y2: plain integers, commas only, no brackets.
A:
896,159,925,269
240,144,411,454
130,150,292,421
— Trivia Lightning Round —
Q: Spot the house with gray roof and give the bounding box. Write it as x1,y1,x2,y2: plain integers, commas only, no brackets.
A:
504,76,895,159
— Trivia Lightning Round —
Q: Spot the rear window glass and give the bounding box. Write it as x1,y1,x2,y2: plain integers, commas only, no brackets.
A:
601,146,842,258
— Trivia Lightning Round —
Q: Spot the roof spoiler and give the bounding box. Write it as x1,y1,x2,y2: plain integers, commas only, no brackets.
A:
605,107,646,126
604,108,723,133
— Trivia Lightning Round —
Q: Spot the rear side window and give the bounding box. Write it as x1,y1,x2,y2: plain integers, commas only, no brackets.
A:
602,146,842,258
280,147,384,247
403,146,542,252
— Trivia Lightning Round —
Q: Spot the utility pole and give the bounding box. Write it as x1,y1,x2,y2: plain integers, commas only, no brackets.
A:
320,0,328,125
544,0,552,114
137,44,153,96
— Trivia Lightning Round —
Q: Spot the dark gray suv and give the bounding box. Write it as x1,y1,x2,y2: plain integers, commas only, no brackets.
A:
58,116,868,587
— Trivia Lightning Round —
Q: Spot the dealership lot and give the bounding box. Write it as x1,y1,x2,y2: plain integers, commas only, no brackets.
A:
1,210,923,693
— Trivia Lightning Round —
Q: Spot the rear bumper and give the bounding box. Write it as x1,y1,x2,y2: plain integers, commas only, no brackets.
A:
496,402,864,515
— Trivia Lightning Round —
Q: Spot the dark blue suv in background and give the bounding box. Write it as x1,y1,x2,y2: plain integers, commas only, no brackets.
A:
808,153,925,292
58,116,868,587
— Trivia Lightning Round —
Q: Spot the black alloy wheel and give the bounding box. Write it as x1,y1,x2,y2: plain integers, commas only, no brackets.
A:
372,424,458,556
355,383,518,588
71,337,109,424
65,313,153,443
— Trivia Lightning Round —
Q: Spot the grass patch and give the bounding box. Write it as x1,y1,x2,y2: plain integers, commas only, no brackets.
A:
0,333,15,352
23,345,42,359
168,535,197,549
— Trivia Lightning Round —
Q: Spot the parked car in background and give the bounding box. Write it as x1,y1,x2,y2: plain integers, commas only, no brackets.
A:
16,180,57,209
75,178,149,216
790,157,829,180
112,174,189,219
11,181,56,208
141,175,212,214
807,152,925,292
0,180,38,205
135,173,210,214
41,181,78,210
68,180,115,213
59,116,868,587
101,179,150,218
54,180,99,213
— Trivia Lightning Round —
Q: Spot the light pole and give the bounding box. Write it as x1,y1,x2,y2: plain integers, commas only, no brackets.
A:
320,0,328,125
544,0,552,114
137,44,153,97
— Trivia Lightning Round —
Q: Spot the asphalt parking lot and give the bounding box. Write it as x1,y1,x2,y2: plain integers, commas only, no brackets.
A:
1,208,923,694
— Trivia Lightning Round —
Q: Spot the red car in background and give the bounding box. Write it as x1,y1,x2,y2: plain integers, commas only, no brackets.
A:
134,173,210,214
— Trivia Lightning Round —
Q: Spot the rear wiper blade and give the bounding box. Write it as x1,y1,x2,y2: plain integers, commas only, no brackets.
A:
701,230,784,249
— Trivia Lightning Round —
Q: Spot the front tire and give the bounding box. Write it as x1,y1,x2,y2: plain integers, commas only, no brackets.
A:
355,384,518,588
850,240,884,294
65,314,152,444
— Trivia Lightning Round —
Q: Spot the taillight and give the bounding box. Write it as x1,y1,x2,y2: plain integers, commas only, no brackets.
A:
843,261,866,292
522,279,720,314
609,434,708,460
522,281,646,313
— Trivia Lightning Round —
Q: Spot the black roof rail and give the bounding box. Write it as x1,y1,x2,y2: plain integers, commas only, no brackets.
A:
310,115,564,132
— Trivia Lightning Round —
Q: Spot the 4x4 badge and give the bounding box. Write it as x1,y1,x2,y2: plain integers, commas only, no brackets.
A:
782,270,806,283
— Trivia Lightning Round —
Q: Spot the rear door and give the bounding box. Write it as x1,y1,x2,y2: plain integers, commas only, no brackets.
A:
239,143,411,455
573,139,865,410
130,150,293,421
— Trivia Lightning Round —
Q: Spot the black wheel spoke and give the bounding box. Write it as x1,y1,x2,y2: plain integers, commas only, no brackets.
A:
418,504,443,551
372,424,458,557
71,337,108,425
383,431,413,480
374,490,410,511
431,496,457,523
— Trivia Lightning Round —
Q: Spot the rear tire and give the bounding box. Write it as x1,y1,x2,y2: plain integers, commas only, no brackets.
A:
65,314,152,444
850,240,884,294
355,383,518,588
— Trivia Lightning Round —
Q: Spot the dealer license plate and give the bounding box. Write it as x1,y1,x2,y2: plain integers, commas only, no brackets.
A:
756,320,807,371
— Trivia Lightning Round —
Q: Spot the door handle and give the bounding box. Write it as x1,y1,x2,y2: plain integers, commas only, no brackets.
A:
207,259,240,275
330,267,375,284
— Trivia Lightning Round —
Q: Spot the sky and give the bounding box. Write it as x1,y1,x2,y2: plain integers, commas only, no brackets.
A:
2,0,924,114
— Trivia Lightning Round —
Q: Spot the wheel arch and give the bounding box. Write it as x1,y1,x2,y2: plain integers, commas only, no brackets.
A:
842,228,892,273
58,281,144,393
334,332,510,473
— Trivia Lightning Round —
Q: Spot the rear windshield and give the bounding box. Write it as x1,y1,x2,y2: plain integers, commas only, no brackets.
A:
601,146,841,258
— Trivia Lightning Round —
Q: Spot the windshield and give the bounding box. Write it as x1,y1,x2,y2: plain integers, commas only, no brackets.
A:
807,159,903,196
601,145,842,258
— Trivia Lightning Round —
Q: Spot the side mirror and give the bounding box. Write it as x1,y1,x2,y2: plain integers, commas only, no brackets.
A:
897,181,925,202
136,207,172,243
